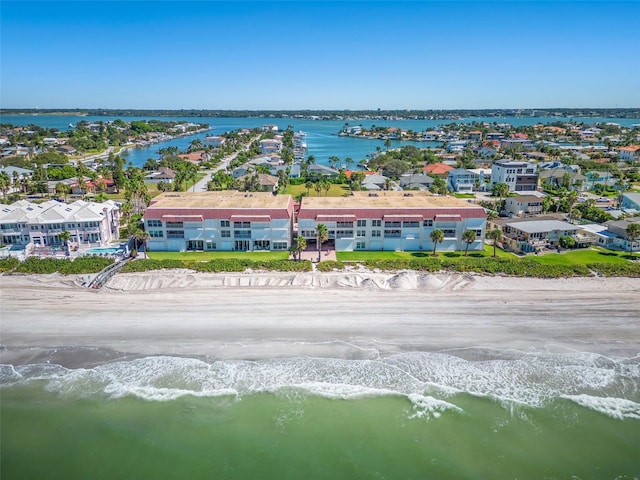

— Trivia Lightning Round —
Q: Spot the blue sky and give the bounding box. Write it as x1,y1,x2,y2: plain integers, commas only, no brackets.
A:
1,1,639,109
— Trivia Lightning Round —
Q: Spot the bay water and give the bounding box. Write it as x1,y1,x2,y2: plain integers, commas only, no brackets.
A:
3,114,639,167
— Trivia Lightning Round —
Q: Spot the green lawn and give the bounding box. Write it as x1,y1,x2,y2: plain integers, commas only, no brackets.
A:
528,247,631,265
285,184,351,198
147,251,290,261
337,245,633,266
337,244,514,261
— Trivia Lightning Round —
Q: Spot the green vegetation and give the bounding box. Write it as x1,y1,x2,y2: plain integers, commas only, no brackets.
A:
331,246,639,277
147,251,289,261
121,258,312,273
1,256,114,274
284,183,350,198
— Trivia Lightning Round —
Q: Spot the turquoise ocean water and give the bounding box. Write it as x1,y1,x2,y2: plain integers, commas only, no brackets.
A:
2,114,639,167
2,350,639,479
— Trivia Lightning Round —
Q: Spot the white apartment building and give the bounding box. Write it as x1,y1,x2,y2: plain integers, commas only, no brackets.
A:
143,191,294,252
297,191,487,252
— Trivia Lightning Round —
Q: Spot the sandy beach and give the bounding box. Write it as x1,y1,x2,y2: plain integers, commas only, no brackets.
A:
1,271,639,367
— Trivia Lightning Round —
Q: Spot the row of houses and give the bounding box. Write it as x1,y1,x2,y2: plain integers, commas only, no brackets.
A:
143,191,488,253
488,215,640,254
0,199,120,248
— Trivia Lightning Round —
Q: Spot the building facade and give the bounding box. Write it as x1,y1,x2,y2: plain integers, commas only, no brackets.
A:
491,160,539,192
0,199,120,247
143,191,294,252
297,192,487,252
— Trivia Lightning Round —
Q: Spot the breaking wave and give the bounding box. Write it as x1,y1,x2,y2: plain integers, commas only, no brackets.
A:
2,350,639,419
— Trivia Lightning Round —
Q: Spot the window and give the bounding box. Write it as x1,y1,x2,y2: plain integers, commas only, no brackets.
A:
356,242,366,249
234,230,251,238
357,219,367,227
336,221,353,228
234,221,250,228
372,220,382,227
356,230,366,238
371,230,381,237
147,219,162,228
166,230,184,239
442,229,457,238
166,221,183,228
384,229,401,238
403,221,419,228
149,230,163,238
335,230,353,239
423,219,433,227
220,220,230,228
221,230,231,238
272,241,288,250
206,241,217,250
385,221,401,228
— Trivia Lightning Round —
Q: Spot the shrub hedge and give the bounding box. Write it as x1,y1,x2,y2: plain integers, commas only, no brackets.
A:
1,255,638,278
6,256,115,275
120,258,313,273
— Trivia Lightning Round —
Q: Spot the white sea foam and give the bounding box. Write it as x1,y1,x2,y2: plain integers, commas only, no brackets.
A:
407,393,463,419
562,394,640,420
3,350,639,419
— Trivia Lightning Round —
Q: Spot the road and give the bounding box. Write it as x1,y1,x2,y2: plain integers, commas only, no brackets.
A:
191,135,261,192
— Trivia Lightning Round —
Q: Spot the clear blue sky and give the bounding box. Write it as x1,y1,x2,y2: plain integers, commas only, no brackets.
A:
1,1,639,110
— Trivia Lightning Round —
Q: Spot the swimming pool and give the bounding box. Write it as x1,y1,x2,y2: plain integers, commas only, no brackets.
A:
85,247,123,255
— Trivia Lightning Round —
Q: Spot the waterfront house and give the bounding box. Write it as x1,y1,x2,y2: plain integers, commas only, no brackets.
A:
0,199,120,249
491,160,539,192
297,191,486,252
307,164,340,179
495,218,581,253
259,139,282,155
145,167,176,184
178,151,211,163
143,191,294,252
504,195,544,217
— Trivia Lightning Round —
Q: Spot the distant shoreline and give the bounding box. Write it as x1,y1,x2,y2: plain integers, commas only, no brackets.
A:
3,108,640,120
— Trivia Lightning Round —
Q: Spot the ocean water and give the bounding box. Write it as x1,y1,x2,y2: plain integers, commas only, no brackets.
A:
2,350,639,479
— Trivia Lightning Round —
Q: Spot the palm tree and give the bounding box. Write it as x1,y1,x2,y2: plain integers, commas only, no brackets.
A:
316,223,328,262
314,182,323,197
0,171,11,200
492,182,510,212
430,229,444,256
462,229,476,256
290,235,307,261
321,180,331,196
305,181,313,195
131,228,150,256
59,230,71,253
488,228,502,257
626,223,640,257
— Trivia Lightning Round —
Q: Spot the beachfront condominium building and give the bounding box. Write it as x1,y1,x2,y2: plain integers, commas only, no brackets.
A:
297,191,487,252
490,160,539,192
143,191,294,252
0,199,120,247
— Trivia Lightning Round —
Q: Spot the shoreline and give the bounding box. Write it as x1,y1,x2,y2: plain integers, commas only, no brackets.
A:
1,271,639,367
